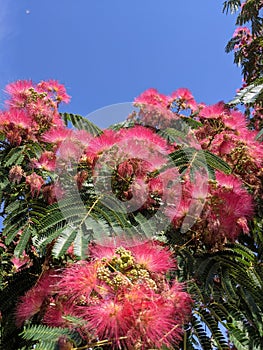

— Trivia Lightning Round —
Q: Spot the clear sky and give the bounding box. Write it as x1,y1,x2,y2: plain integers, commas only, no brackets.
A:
0,0,241,128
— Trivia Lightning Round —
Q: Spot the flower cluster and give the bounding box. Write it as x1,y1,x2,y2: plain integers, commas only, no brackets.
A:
133,87,201,128
195,101,263,195
0,80,70,145
232,26,253,51
1,81,259,250
16,241,192,349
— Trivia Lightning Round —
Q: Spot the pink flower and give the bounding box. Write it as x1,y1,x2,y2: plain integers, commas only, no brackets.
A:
57,261,99,303
32,151,56,171
171,88,194,102
9,165,24,184
16,271,56,327
157,167,182,204
25,172,45,197
130,240,176,273
11,251,32,271
205,172,254,242
87,299,132,344
42,183,64,204
134,88,170,108
199,102,226,119
37,80,71,104
0,110,35,144
215,171,246,193
5,80,33,97
238,129,263,167
73,129,93,147
223,110,248,131
117,125,169,154
170,88,198,111
237,216,250,233
165,199,191,227
128,299,180,348
43,298,78,328
233,26,252,38
5,80,34,108
57,138,84,161
42,127,72,145
29,241,192,349
88,242,116,260
0,110,33,129
124,285,189,348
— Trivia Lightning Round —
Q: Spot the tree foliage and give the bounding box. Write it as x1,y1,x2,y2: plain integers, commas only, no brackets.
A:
223,0,263,129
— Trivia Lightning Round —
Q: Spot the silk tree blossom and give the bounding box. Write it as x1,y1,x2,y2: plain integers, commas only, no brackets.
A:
5,79,70,108
170,88,198,112
11,251,32,272
9,165,25,184
41,127,73,145
1,80,69,145
25,172,45,197
15,241,192,349
32,151,56,171
42,182,64,205
134,88,180,129
86,125,180,212
232,26,253,49
129,240,176,273
134,88,170,109
0,110,35,145
36,80,71,104
166,170,253,246
16,271,58,327
5,80,34,109
199,102,227,119
207,172,253,242
194,102,263,195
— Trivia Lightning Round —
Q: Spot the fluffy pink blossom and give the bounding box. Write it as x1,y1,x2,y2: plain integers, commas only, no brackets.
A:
36,80,71,104
56,261,99,302
118,125,169,152
0,110,35,144
73,129,93,147
25,172,45,197
5,80,34,108
223,110,248,131
0,110,33,129
43,298,79,328
32,151,56,171
42,183,64,204
85,129,120,165
42,127,72,145
9,165,25,184
16,271,57,327
16,241,192,349
86,299,132,344
233,26,252,38
130,240,176,273
170,87,198,111
11,251,32,271
134,88,170,108
199,102,226,119
204,172,254,243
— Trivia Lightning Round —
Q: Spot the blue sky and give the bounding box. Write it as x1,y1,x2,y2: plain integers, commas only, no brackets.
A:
0,0,241,128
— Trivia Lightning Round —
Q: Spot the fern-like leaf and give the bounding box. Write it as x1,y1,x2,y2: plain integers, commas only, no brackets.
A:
21,324,82,349
14,225,36,257
61,112,102,136
222,0,241,14
228,82,263,106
